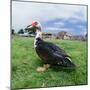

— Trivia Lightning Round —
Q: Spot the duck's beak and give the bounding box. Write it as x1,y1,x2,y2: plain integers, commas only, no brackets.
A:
27,24,32,28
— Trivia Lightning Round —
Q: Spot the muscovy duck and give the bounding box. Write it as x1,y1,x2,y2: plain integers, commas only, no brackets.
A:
28,21,76,72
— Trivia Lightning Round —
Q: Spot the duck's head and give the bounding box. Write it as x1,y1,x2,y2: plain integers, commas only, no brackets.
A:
27,21,41,31
28,21,42,39
28,21,42,48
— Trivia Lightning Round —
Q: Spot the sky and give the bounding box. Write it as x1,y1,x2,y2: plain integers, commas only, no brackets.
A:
12,1,87,35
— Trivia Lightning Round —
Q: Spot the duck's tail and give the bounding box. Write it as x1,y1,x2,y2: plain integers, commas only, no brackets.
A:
63,57,76,69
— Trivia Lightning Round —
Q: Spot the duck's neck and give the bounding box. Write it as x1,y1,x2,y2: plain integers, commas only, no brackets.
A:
35,30,42,39
34,30,42,48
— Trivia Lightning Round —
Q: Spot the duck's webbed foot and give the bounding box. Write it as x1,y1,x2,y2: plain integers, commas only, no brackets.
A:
36,64,50,72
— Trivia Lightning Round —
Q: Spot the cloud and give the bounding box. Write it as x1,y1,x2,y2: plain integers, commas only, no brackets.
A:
45,27,59,31
44,26,75,34
53,22,65,27
12,1,87,35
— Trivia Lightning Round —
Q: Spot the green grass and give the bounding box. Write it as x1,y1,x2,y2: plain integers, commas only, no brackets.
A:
12,36,88,89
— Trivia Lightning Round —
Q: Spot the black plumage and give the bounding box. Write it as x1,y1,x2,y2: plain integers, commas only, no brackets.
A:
35,38,76,68
28,21,76,70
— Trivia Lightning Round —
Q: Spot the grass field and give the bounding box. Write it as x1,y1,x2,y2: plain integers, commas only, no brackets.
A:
12,36,87,89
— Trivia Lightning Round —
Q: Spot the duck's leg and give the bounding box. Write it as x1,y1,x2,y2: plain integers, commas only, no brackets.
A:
43,64,50,69
36,64,50,72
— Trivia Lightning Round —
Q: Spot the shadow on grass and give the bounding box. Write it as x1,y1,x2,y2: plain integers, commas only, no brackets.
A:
50,65,76,73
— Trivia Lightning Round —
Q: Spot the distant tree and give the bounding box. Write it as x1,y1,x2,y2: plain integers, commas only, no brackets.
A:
18,29,24,34
85,33,87,41
85,33,87,38
12,29,15,35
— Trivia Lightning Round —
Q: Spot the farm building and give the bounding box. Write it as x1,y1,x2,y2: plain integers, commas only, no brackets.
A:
42,32,52,38
57,31,73,40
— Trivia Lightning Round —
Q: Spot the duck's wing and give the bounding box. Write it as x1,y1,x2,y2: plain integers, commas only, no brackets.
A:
36,41,69,58
44,41,70,58
36,40,75,68
52,51,76,68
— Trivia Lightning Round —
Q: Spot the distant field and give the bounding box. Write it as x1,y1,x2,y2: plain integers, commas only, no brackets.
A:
12,36,87,89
